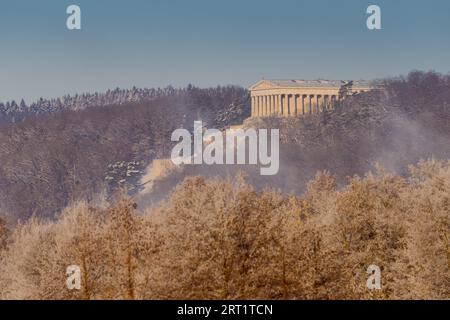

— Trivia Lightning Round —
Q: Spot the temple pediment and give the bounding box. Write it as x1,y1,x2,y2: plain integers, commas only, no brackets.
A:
249,80,277,91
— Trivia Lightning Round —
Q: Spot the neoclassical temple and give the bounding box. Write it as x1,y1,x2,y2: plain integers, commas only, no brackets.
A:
249,79,372,117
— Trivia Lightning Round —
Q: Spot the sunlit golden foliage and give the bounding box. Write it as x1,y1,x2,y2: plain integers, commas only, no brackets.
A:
0,160,448,300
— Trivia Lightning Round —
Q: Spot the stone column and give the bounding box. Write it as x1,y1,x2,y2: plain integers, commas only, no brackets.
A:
260,96,264,116
251,96,255,117
265,96,268,116
268,95,273,117
299,95,303,115
280,94,284,116
262,96,266,116
272,95,277,115
316,95,321,113
291,95,297,116
283,95,289,116
302,95,307,115
258,96,262,117
309,95,314,114
271,95,276,116
278,95,282,116
286,95,290,116
261,96,265,117
276,95,281,115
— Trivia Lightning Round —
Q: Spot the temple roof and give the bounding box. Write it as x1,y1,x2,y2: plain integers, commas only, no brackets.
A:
250,79,372,90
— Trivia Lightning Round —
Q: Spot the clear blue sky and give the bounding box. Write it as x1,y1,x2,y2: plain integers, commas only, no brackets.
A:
1,0,450,102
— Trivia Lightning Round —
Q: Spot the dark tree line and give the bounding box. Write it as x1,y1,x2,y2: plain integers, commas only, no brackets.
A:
0,85,250,125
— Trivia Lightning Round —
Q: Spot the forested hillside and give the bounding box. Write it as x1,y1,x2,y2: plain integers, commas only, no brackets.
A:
0,85,249,221
0,85,236,124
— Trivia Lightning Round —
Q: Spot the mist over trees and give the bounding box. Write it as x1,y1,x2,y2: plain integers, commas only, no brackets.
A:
140,71,450,205
0,85,249,221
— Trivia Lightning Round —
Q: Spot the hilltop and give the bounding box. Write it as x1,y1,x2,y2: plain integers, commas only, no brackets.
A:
1,71,450,222
138,71,450,207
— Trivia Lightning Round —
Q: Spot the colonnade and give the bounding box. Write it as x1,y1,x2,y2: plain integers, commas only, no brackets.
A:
251,93,339,118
